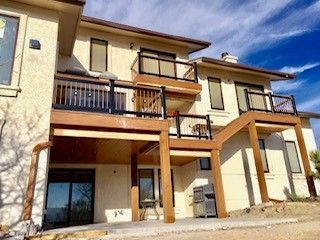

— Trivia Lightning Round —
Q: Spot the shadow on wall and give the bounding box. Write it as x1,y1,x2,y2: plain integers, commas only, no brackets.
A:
0,101,49,229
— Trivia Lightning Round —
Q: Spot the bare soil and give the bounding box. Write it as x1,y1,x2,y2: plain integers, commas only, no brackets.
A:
126,202,320,240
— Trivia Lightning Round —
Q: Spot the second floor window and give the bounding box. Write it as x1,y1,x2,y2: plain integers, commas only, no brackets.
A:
208,77,224,110
259,139,269,173
90,38,108,72
0,14,19,85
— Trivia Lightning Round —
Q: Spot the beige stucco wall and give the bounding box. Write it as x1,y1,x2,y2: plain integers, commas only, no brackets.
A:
195,66,272,126
0,1,58,229
57,26,190,81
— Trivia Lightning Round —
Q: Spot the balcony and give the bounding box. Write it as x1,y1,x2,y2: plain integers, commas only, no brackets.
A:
131,52,202,96
168,112,212,140
245,90,298,115
52,76,167,119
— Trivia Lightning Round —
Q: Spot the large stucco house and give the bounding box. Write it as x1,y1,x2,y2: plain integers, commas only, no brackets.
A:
1,0,319,231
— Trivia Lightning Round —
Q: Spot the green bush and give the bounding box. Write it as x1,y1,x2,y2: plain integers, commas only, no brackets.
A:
310,150,320,180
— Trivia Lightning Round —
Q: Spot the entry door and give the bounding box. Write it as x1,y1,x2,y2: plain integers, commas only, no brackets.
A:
44,169,95,229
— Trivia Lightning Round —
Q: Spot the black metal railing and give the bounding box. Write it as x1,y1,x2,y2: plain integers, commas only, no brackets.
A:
168,112,212,139
52,77,167,118
245,89,297,115
131,52,198,83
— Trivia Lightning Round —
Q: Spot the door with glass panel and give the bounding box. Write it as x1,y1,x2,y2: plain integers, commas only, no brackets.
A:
44,169,95,229
235,83,266,114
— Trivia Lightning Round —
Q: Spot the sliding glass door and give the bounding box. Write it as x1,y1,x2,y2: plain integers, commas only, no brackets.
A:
44,169,95,229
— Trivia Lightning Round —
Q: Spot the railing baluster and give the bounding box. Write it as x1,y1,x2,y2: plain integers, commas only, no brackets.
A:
160,86,167,119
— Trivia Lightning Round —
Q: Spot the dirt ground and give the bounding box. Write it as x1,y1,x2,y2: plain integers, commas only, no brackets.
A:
125,202,320,240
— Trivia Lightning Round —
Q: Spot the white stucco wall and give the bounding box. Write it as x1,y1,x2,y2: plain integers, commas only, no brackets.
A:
0,1,59,229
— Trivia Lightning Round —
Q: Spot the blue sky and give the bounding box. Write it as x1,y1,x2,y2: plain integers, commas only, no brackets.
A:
84,0,320,147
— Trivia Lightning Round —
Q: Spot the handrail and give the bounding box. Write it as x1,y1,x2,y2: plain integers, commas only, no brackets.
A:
245,90,297,115
131,52,198,83
52,77,167,119
168,111,212,139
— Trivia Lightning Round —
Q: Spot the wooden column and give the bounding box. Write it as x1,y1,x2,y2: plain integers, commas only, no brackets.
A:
210,149,227,218
248,121,269,203
159,131,175,223
131,155,139,221
294,123,317,197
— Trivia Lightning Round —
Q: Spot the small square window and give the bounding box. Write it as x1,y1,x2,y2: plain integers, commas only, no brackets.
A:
199,157,211,170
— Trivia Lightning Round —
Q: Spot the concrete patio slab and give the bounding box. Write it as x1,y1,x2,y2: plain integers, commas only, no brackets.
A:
40,217,298,239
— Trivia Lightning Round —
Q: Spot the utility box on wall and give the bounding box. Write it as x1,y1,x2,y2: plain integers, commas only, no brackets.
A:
193,184,217,218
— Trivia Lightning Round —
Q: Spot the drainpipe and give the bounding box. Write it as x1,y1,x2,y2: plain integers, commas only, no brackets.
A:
23,141,52,221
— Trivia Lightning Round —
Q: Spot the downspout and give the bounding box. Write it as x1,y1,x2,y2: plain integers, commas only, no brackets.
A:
23,141,53,221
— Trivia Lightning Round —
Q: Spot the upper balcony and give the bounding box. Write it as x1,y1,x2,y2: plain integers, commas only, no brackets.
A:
131,52,202,96
244,90,298,115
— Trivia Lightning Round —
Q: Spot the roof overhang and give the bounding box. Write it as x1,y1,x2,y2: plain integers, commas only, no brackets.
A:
298,111,320,119
13,0,85,56
191,57,295,81
81,16,211,54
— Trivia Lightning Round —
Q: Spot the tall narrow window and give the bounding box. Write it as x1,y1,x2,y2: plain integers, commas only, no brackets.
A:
158,169,175,207
259,139,269,173
138,169,155,207
208,77,224,110
0,14,19,85
90,38,107,72
285,141,302,173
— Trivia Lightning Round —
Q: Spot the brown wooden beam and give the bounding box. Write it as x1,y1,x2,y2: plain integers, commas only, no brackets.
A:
248,121,269,203
159,131,175,223
210,150,227,218
169,138,214,151
23,141,52,221
294,123,317,197
131,155,139,221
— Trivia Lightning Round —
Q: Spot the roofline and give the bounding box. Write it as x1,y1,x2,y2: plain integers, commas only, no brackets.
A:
192,57,295,80
54,0,86,6
81,16,211,53
298,111,320,119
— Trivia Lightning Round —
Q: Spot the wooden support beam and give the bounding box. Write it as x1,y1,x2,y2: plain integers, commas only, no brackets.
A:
248,121,269,203
131,155,139,221
159,131,175,223
294,123,317,197
23,141,52,221
210,150,227,218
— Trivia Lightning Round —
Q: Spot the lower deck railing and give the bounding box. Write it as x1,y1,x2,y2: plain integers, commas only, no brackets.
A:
168,112,212,139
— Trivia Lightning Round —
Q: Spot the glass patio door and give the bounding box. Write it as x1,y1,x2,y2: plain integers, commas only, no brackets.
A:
44,169,95,229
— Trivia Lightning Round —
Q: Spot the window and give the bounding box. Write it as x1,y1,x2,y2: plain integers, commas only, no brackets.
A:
285,141,302,173
140,48,176,78
199,157,211,170
0,14,19,85
208,77,224,110
158,169,175,207
90,38,107,72
235,83,266,114
138,169,155,207
259,139,269,173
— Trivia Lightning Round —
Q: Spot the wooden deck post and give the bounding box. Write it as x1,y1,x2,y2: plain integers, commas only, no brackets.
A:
294,123,317,197
131,155,139,221
159,131,175,223
248,121,269,203
210,149,228,218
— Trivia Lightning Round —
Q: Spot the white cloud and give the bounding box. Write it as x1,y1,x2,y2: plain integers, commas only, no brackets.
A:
297,97,320,112
83,0,320,58
271,79,305,93
279,63,320,74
